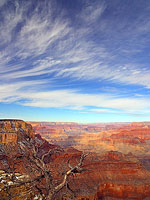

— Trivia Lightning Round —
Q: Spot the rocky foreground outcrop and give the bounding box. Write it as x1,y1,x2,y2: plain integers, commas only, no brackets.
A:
1,120,150,199
0,119,34,143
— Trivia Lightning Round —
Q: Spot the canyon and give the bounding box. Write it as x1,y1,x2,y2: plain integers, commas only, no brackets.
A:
29,121,150,156
1,120,150,199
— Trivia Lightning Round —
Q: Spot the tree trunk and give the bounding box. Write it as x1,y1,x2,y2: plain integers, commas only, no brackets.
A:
46,190,55,200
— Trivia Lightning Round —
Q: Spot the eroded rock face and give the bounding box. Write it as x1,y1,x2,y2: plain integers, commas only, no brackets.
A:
1,120,150,200
96,183,150,199
48,150,150,199
0,119,34,143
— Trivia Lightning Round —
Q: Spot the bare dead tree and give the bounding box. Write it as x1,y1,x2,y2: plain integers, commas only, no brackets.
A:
47,153,89,200
0,138,88,200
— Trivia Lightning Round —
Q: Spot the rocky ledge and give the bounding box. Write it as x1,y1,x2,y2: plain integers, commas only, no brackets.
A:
0,119,34,143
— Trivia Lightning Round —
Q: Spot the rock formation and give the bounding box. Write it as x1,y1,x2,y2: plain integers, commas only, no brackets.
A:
1,120,150,199
0,119,34,143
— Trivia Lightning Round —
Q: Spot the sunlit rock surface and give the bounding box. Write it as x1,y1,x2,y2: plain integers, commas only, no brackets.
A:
1,120,150,199
0,119,34,143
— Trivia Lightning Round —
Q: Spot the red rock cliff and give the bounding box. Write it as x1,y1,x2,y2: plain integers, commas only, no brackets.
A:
0,119,34,144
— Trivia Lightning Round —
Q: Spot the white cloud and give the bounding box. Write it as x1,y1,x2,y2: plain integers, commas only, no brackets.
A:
17,16,69,58
1,0,149,89
0,80,48,102
0,81,149,114
81,109,150,118
19,90,150,113
0,0,150,118
21,90,150,117
0,2,23,45
145,86,150,89
80,2,105,24
56,61,150,87
0,1,70,79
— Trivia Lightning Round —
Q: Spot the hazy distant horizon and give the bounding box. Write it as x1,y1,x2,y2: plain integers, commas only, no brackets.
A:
0,118,150,124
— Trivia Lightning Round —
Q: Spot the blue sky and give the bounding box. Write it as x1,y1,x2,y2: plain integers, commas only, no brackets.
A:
0,0,150,122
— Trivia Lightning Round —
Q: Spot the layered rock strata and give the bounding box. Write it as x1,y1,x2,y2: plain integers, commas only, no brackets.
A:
0,119,34,143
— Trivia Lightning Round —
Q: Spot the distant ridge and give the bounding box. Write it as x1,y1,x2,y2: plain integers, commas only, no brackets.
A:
0,119,23,121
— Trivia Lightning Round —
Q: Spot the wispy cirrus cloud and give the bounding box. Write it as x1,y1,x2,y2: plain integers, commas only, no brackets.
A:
79,1,105,24
0,81,150,114
82,108,150,118
16,15,69,58
0,0,108,81
1,0,150,87
0,0,150,120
